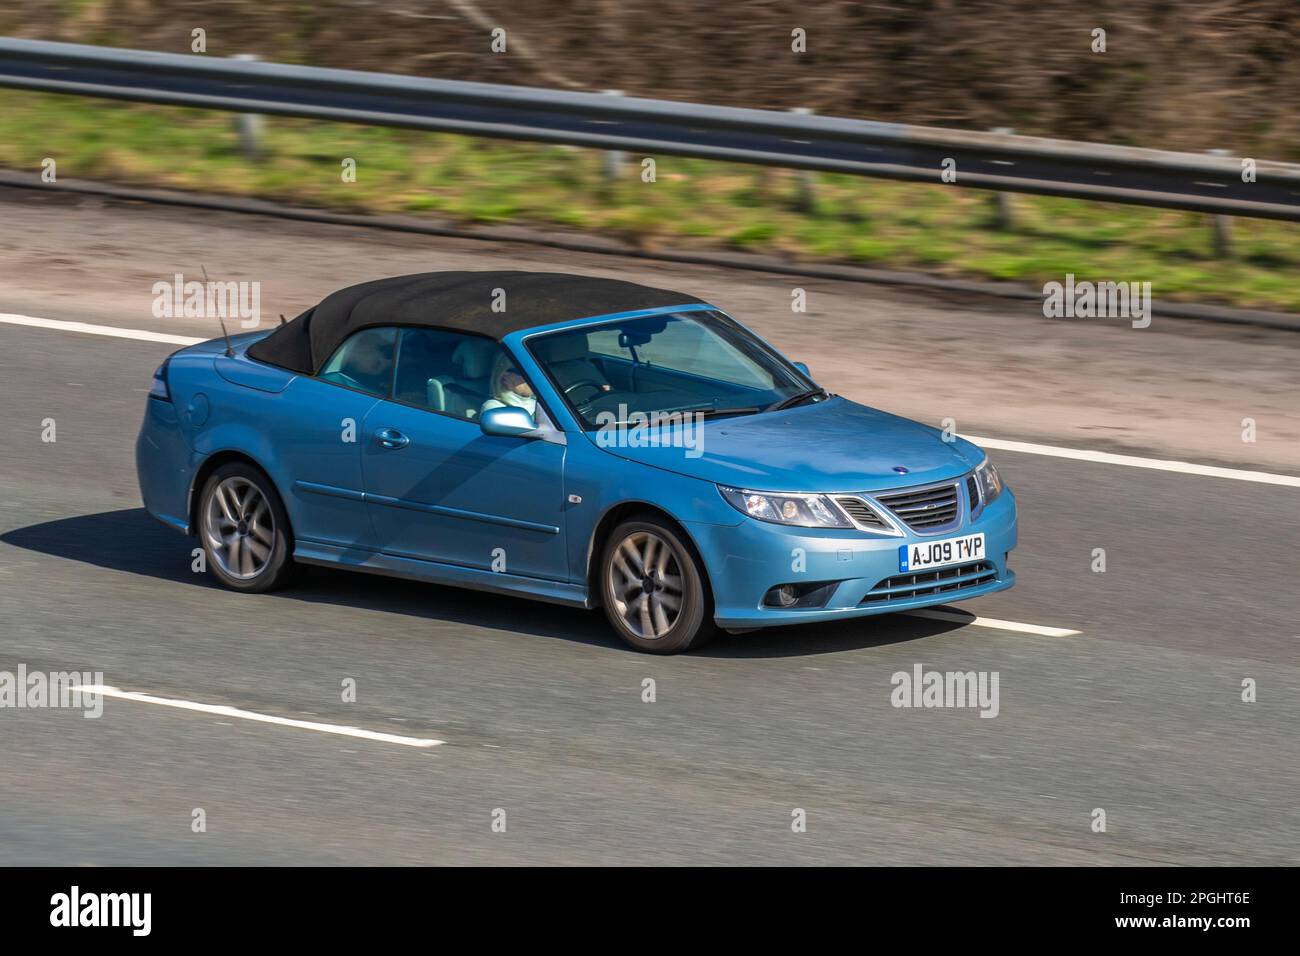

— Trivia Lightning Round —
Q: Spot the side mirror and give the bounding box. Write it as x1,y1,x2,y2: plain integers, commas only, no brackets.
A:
480,405,538,438
793,361,811,378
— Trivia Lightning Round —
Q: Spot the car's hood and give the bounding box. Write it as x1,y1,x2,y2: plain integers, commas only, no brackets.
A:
588,396,985,493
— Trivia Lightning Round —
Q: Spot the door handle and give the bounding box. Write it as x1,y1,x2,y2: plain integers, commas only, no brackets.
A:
375,427,410,449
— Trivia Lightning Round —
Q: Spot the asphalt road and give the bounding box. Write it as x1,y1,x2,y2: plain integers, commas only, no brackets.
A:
1,191,1297,864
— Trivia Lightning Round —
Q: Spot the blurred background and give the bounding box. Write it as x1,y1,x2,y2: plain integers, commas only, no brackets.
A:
8,0,1300,147
3,0,1300,310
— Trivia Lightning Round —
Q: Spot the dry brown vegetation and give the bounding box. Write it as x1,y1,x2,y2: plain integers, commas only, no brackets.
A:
3,0,1299,157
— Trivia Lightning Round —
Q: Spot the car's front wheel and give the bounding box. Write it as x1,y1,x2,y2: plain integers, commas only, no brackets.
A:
600,517,714,654
198,462,295,592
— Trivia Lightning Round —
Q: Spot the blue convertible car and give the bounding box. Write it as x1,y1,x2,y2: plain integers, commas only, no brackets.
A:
137,271,1016,653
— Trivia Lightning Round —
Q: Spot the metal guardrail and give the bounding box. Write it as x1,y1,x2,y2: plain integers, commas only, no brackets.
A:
3,37,1300,221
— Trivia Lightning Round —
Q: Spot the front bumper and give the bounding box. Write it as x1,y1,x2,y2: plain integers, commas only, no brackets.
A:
686,488,1017,629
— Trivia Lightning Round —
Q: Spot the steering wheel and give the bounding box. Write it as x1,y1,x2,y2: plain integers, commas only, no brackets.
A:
563,379,607,407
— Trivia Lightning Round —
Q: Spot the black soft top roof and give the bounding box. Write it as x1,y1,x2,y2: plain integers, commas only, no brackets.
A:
246,271,705,374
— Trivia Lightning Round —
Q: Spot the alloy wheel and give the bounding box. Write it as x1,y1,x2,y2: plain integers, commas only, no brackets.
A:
203,475,276,580
607,530,685,640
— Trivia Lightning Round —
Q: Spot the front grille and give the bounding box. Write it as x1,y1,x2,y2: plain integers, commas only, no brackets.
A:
875,482,960,531
860,561,997,605
966,474,980,510
835,496,890,530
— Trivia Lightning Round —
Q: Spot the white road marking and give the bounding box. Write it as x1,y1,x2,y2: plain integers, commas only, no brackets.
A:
903,609,1080,638
965,434,1300,488
0,312,205,346
4,311,1297,488
85,685,444,748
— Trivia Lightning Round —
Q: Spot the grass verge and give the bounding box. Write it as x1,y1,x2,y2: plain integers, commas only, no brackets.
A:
3,90,1297,311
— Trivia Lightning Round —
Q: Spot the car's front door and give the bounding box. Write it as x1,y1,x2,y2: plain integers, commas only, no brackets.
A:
360,328,569,581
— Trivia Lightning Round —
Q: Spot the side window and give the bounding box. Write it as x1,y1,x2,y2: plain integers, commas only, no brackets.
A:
393,328,532,422
318,327,396,397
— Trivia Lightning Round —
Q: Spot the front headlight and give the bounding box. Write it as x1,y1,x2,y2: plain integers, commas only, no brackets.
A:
718,485,851,528
974,458,1003,506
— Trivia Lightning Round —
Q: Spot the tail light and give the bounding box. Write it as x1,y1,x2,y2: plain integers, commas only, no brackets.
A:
148,359,172,401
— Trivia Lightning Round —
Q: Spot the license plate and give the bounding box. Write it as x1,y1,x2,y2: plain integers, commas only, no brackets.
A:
899,533,985,573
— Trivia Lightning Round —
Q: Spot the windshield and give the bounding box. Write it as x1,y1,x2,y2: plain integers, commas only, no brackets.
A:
526,310,816,429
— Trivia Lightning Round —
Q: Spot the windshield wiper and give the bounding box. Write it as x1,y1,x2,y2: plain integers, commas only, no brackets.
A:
767,388,827,412
653,403,761,420
695,406,760,419
600,405,759,427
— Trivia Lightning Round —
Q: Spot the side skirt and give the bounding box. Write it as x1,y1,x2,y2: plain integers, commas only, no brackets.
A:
293,541,591,609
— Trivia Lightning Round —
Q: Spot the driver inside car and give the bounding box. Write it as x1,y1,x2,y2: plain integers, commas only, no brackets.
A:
481,364,538,417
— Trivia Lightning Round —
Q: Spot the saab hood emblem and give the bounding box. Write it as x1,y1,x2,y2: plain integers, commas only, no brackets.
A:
892,466,910,474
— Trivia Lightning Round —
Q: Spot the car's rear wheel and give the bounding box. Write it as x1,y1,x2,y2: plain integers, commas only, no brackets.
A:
600,517,714,654
199,462,295,592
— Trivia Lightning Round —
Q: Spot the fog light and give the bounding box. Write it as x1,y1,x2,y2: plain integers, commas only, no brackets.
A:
771,584,799,607
762,581,839,609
